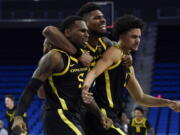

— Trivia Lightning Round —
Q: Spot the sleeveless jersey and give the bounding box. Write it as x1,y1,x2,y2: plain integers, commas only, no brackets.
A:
44,49,89,112
129,117,151,135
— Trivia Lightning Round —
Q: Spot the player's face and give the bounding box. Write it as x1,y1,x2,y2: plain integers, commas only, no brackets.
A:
134,110,143,118
5,97,14,109
67,20,89,47
85,10,107,36
122,28,141,52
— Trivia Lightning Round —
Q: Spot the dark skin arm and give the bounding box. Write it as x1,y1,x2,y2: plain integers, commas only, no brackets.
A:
43,26,77,54
83,97,113,129
12,51,109,133
82,46,122,93
43,26,93,66
12,50,63,134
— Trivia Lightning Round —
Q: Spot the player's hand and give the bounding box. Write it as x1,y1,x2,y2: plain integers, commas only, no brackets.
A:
78,52,93,66
12,116,27,135
122,54,133,67
168,100,180,112
20,131,27,135
100,115,113,129
81,86,94,104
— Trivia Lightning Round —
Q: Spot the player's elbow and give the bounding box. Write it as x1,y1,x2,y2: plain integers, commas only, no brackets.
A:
134,93,145,105
42,26,55,37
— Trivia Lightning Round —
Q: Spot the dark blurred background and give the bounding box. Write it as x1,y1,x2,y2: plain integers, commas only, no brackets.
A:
0,0,180,64
0,0,180,134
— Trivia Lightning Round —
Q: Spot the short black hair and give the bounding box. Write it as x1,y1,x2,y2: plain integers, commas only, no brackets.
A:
76,3,102,17
5,95,14,101
60,16,84,33
134,107,144,114
113,15,145,40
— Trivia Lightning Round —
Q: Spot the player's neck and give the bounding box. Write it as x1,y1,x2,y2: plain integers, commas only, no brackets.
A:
88,35,99,48
135,117,143,121
118,41,130,55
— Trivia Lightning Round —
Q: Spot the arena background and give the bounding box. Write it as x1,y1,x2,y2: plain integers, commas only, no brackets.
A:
0,0,180,134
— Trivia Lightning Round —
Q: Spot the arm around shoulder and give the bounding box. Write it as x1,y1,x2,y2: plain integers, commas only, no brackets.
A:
42,26,77,54
83,46,123,91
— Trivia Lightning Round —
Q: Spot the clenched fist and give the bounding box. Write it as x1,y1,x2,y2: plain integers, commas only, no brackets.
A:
12,116,27,135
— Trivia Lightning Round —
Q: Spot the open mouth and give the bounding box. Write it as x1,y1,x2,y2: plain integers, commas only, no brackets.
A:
99,24,106,30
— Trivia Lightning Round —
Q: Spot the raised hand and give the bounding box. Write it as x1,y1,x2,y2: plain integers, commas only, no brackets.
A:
122,54,133,67
100,115,113,129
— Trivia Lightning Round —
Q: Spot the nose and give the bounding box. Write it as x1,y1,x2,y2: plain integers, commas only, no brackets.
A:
101,16,106,24
136,38,140,44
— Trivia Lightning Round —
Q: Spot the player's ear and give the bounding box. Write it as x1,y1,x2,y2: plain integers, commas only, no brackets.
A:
64,28,71,38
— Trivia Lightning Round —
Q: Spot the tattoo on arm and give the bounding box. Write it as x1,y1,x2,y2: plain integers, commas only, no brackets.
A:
32,51,62,81
33,54,52,77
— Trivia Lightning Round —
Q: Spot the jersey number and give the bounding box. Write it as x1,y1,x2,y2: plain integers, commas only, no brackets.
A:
77,73,85,88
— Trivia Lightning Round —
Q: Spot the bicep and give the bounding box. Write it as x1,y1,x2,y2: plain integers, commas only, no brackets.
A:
93,56,113,75
32,51,62,81
42,26,77,54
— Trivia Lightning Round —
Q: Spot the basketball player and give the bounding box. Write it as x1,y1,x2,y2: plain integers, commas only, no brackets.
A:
11,16,112,135
128,107,155,135
82,14,180,115
42,3,131,135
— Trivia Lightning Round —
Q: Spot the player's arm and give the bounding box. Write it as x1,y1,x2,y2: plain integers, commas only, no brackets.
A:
43,26,77,54
36,39,53,99
42,26,93,66
12,51,63,134
126,67,180,111
82,46,123,92
16,50,62,115
84,99,113,129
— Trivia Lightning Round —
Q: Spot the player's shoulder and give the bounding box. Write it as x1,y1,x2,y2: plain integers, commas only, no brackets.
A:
101,36,118,47
48,49,69,57
40,49,64,64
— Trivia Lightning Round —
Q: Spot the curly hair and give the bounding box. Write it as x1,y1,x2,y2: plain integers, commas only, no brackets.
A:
76,3,102,17
113,15,145,41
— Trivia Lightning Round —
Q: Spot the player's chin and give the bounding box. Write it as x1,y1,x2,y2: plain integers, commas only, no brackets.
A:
132,47,139,52
97,31,107,37
100,29,107,34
